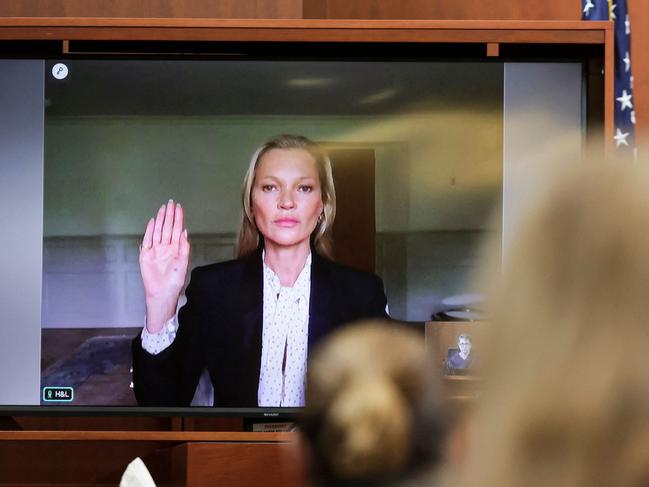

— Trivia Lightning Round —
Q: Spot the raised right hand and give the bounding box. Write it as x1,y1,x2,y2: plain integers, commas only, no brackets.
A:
139,200,190,333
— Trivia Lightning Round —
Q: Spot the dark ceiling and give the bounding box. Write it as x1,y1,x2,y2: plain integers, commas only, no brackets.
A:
44,60,503,117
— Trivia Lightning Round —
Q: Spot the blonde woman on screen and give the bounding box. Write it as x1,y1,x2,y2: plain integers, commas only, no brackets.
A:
131,135,388,407
451,162,649,487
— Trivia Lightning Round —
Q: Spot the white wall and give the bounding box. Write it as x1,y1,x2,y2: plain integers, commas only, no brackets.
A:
44,112,503,236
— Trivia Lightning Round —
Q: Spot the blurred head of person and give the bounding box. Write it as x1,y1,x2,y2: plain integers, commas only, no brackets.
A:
454,160,649,487
299,320,450,487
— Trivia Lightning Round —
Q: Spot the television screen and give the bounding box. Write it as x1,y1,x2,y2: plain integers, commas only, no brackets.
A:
0,50,584,413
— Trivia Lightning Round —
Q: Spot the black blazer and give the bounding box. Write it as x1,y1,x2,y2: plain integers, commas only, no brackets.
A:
132,249,388,407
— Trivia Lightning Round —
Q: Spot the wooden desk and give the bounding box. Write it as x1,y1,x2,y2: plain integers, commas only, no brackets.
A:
0,430,304,486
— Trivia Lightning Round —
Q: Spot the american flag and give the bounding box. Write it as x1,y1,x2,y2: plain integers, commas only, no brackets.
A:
582,0,636,155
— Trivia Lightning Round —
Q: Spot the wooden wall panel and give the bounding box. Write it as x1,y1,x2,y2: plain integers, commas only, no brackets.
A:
172,442,305,486
0,0,302,19
303,0,581,21
12,415,178,431
629,0,648,152
0,440,174,485
11,415,243,432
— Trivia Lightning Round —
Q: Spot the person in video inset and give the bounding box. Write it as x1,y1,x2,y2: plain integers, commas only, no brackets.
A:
446,333,473,374
131,134,388,407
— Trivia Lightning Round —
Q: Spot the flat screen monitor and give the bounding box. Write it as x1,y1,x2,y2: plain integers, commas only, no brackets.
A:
0,44,585,414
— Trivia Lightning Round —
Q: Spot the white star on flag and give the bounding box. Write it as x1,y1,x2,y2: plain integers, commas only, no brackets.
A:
623,52,631,72
616,90,633,111
614,128,630,147
582,0,636,154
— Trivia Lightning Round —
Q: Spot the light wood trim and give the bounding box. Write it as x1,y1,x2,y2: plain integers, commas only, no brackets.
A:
0,18,609,44
0,18,612,29
0,430,296,442
604,21,615,155
2,29,608,44
486,42,499,57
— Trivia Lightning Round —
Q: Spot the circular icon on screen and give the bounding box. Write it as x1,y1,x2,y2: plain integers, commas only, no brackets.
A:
52,63,69,80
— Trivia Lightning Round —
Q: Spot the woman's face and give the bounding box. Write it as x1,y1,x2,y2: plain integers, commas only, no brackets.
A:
251,148,324,252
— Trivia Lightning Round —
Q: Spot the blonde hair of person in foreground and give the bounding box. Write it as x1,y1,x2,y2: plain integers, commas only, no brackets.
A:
299,320,450,486
451,160,649,487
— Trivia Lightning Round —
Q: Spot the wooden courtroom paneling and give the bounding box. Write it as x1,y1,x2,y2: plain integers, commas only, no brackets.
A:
0,439,174,485
0,431,297,486
303,0,581,21
11,415,243,432
171,441,306,487
0,0,302,19
629,0,648,151
11,415,179,431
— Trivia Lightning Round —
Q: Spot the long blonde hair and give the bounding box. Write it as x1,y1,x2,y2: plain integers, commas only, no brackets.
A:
236,134,336,258
455,161,649,487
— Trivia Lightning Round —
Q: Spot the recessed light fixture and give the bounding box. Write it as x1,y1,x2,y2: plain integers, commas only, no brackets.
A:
288,77,335,87
359,88,399,105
